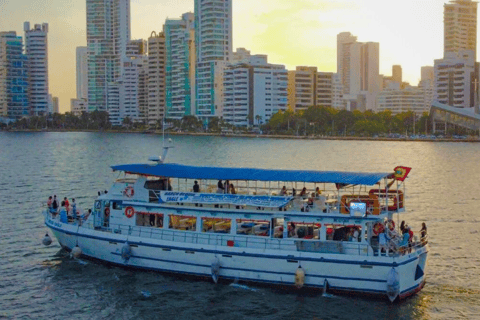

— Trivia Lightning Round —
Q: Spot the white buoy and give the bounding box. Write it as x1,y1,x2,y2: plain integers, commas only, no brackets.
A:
42,233,52,246
386,267,400,302
295,266,305,289
72,245,82,259
121,243,132,261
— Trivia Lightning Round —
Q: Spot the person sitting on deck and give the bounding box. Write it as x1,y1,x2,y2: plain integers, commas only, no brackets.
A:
299,187,308,198
279,186,287,196
217,180,224,194
315,187,322,197
230,183,236,195
307,193,315,208
193,181,200,193
292,188,296,197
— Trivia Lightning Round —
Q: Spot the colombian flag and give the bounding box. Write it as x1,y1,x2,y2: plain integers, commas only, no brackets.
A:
394,166,411,181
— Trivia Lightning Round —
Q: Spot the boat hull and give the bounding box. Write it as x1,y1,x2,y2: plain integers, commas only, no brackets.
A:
46,218,427,301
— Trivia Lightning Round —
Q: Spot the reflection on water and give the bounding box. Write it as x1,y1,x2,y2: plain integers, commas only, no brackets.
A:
1,132,479,319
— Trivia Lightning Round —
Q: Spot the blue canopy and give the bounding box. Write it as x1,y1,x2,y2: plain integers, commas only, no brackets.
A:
111,163,392,186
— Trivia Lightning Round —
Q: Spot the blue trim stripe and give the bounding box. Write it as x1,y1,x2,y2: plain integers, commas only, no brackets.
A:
111,252,387,283
46,221,417,267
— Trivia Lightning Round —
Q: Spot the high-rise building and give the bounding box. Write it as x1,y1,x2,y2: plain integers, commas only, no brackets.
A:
76,47,88,100
165,13,195,119
444,0,477,59
194,0,232,119
337,32,357,95
434,50,476,109
86,0,130,113
52,97,59,114
392,65,402,84
316,72,333,107
147,31,166,125
0,32,29,119
24,22,49,116
291,66,317,112
223,56,288,127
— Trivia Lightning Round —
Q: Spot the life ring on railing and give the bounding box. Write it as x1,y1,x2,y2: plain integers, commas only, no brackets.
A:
373,222,385,236
125,206,135,218
124,186,135,198
104,207,110,217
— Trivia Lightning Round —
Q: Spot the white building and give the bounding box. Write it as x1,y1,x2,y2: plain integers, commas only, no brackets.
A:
444,0,477,59
76,47,88,100
86,0,130,113
434,50,476,109
194,0,232,120
147,31,166,125
223,56,288,127
331,74,344,110
71,98,87,116
165,13,195,120
24,22,49,116
376,83,426,115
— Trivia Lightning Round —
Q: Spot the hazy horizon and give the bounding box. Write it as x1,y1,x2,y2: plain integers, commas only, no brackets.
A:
0,0,452,113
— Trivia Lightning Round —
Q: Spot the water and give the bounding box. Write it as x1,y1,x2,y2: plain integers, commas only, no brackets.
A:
1,132,479,319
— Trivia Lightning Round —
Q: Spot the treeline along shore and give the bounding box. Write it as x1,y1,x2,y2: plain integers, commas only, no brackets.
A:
2,106,479,142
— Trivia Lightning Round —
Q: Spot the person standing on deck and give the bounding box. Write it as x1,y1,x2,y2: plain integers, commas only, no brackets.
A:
193,181,200,193
64,197,70,213
217,180,224,194
47,196,53,211
52,195,59,213
72,199,77,220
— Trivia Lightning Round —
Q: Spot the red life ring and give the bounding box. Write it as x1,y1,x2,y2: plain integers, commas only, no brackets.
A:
124,186,134,198
104,207,110,217
373,222,385,235
125,206,135,218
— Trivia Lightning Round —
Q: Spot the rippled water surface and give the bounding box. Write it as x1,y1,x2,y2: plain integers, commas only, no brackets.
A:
1,132,479,319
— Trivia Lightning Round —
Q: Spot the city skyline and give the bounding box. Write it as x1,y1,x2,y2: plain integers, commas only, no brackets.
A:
0,0,458,113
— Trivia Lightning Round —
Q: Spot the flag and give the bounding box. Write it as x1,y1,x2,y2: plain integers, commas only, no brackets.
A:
394,166,412,181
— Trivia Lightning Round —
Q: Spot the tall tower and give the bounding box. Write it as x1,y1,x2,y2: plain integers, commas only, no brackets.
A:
337,32,357,95
392,65,402,84
147,31,166,125
76,47,88,100
444,0,477,59
0,32,29,119
194,0,232,120
24,22,49,116
86,0,130,112
165,12,195,119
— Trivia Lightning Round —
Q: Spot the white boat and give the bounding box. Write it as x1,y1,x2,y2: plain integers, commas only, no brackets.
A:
43,152,427,302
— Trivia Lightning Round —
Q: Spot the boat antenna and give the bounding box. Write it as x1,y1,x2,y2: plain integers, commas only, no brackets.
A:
150,117,173,165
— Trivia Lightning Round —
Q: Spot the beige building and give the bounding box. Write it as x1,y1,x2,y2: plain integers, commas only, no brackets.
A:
287,67,334,112
147,31,166,125
444,0,477,58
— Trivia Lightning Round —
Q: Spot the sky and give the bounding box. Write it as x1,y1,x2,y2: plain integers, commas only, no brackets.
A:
0,0,452,113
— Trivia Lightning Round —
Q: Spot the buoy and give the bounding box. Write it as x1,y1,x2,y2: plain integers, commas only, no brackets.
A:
294,266,305,289
121,243,132,261
72,245,82,259
42,233,52,246
211,259,221,284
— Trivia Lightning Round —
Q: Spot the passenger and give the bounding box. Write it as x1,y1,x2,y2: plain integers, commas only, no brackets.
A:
193,181,200,193
420,222,427,239
217,180,224,194
400,220,406,233
315,187,322,197
279,186,287,196
225,180,230,194
288,222,296,237
72,198,77,220
47,196,53,211
64,197,70,213
167,179,173,191
379,230,389,255
299,187,308,198
307,193,315,207
292,188,297,197
230,183,236,195
52,195,59,213
353,227,360,242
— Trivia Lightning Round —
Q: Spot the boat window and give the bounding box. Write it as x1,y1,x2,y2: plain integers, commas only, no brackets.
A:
287,222,320,239
236,219,270,237
202,218,231,234
169,215,196,231
112,201,122,210
144,179,167,191
135,212,164,228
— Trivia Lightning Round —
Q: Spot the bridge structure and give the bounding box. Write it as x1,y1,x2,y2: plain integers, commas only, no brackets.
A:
430,101,480,134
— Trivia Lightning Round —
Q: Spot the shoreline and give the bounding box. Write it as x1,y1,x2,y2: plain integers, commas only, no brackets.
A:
2,128,480,143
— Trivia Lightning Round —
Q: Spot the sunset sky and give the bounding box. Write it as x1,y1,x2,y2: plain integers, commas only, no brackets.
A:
0,0,452,113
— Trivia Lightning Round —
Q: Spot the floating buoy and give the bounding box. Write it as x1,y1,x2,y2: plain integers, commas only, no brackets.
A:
295,266,305,289
72,245,82,259
211,259,221,284
42,233,52,246
121,243,132,261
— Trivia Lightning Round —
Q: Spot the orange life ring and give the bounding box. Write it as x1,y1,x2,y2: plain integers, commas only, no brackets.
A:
373,222,385,236
124,186,135,198
104,207,110,217
125,206,135,218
